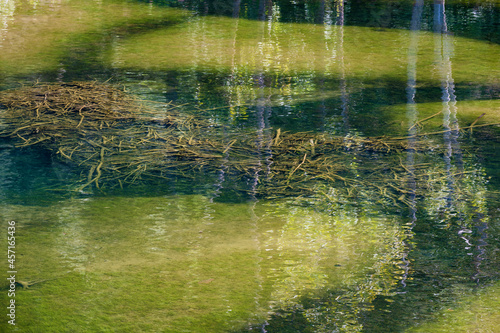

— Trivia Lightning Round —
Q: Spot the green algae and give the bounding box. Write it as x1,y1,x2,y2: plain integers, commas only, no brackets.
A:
0,195,405,332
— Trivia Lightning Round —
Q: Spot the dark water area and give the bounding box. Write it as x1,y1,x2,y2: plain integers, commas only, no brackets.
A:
0,0,499,332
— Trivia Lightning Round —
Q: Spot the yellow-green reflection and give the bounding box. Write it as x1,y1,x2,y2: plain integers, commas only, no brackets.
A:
0,0,187,76
0,195,404,332
110,16,499,84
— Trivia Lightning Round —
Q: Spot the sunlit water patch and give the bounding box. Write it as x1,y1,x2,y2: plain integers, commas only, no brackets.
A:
1,195,407,332
0,0,187,80
108,15,499,92
104,13,499,135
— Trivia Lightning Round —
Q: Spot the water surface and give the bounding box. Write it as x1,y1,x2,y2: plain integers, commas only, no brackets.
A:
0,0,499,332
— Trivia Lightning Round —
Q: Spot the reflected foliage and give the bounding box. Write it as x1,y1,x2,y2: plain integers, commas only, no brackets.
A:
142,0,500,43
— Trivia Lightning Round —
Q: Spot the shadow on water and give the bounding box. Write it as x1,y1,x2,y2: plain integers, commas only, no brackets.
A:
150,70,498,134
27,15,187,82
0,140,65,206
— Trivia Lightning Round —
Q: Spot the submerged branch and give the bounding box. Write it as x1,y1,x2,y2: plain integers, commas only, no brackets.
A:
0,81,492,207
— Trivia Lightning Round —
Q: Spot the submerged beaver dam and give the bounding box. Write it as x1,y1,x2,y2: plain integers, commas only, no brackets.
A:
0,81,489,206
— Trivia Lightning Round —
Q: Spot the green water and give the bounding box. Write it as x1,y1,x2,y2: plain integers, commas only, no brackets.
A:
1,196,407,332
0,0,499,332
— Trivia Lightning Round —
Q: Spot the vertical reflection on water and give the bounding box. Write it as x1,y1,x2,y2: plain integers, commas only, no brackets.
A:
0,0,15,88
472,211,489,283
55,198,90,274
174,15,210,108
247,200,266,332
320,0,345,134
402,0,423,290
336,0,350,136
461,175,490,283
434,0,462,209
314,0,327,130
251,6,277,197
433,0,478,267
0,0,14,45
258,0,273,21
182,197,204,310
210,131,230,201
232,0,241,18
